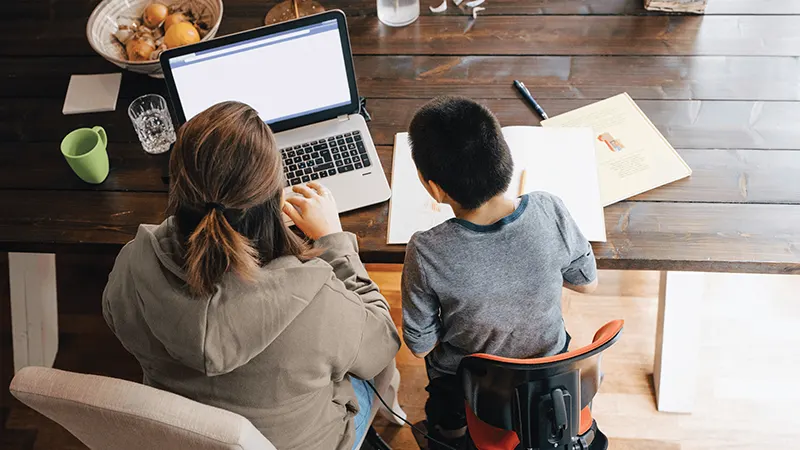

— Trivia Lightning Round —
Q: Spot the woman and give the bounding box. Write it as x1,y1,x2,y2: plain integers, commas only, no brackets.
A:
103,101,400,450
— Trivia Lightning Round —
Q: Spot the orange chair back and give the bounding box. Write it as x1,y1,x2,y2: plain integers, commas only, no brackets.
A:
457,320,623,450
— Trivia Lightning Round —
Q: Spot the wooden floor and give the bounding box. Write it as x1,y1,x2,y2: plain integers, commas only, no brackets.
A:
2,254,800,449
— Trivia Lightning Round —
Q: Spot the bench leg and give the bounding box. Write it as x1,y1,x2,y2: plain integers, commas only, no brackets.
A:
653,271,704,413
9,253,58,373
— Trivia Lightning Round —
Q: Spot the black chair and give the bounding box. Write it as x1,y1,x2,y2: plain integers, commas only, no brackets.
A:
362,427,392,450
457,320,624,450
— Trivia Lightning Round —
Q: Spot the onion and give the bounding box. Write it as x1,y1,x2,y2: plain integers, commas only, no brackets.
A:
163,13,188,31
126,36,156,61
142,3,169,28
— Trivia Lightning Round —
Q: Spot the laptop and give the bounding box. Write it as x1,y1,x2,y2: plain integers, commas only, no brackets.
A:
160,10,391,214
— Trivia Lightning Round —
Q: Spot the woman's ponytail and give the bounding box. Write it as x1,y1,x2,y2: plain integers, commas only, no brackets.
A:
168,101,312,298
184,208,259,297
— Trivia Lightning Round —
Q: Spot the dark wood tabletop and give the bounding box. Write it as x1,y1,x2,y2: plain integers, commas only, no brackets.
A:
1,0,800,273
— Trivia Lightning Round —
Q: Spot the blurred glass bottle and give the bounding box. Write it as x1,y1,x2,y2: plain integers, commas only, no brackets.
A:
377,0,420,27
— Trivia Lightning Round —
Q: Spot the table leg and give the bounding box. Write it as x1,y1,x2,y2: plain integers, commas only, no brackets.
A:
9,253,58,373
653,270,705,413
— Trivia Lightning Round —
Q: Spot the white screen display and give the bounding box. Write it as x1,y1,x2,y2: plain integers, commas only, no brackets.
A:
169,20,352,124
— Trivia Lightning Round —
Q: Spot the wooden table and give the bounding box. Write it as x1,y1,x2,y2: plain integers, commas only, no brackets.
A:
2,0,800,413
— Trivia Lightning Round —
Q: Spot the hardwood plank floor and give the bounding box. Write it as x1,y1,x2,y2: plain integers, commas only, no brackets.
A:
370,267,800,450
3,256,800,449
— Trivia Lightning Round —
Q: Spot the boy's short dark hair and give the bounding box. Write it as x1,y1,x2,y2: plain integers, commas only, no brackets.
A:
408,96,513,210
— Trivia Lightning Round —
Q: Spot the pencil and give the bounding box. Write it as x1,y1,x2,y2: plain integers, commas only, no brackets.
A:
518,169,527,197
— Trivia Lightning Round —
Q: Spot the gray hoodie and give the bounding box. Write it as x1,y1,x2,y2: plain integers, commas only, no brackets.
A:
102,218,400,450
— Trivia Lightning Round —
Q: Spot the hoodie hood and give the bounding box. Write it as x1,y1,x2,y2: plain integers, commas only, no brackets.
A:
121,218,333,376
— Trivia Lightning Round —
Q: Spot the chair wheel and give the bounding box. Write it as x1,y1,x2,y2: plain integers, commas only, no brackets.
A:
589,428,608,450
464,432,477,450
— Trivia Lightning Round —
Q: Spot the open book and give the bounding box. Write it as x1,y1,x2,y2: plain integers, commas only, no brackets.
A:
387,127,607,244
542,93,692,206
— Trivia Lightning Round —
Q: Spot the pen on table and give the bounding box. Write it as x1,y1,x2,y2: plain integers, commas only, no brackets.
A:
513,80,548,120
518,169,527,197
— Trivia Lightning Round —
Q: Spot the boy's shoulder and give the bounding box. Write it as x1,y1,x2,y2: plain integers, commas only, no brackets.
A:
525,191,569,220
407,192,569,251
408,219,457,250
408,192,566,243
526,190,561,208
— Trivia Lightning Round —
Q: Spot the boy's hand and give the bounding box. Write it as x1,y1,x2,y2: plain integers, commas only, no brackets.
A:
410,340,438,359
283,182,343,240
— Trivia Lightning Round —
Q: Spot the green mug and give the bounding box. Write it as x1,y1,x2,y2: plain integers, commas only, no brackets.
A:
60,126,109,184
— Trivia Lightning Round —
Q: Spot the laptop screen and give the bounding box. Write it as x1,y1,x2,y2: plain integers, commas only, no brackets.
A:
167,19,352,125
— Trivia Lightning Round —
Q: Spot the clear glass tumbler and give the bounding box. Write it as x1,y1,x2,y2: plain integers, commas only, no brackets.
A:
128,94,176,155
377,0,420,27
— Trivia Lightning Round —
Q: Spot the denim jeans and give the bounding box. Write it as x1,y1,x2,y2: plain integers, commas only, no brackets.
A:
351,377,374,449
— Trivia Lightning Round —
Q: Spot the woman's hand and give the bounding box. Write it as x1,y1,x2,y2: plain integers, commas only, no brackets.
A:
282,181,343,240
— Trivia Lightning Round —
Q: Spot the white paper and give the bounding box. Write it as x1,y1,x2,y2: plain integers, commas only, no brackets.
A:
387,133,455,244
62,73,122,115
501,126,606,242
387,127,606,244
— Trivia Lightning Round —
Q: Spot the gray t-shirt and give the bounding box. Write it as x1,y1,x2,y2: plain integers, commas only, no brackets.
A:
401,192,597,379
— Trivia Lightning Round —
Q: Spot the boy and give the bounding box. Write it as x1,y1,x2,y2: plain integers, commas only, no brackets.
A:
401,97,598,449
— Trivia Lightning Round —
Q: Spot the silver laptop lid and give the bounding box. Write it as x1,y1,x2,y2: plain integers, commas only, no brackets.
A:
160,10,360,132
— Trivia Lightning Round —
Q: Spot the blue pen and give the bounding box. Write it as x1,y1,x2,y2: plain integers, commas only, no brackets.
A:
513,80,548,120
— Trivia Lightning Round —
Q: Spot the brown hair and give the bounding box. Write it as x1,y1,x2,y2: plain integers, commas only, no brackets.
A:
167,101,309,297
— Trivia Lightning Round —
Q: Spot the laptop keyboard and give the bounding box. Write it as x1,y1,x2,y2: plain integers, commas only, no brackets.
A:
281,130,372,187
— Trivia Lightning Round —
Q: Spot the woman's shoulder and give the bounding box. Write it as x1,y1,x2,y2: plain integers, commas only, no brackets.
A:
263,254,331,272
260,255,340,297
265,256,364,306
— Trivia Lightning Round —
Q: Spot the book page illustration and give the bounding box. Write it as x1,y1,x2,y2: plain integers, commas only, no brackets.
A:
542,93,691,206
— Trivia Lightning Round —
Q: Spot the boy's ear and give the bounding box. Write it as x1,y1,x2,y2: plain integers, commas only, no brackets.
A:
417,170,447,203
427,180,447,203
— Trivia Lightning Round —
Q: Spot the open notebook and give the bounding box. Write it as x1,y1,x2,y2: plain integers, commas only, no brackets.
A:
387,127,607,244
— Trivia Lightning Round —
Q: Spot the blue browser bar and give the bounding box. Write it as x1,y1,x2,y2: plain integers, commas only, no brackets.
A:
170,20,339,70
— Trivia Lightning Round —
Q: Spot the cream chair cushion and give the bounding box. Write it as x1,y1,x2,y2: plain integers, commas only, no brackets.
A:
10,366,276,450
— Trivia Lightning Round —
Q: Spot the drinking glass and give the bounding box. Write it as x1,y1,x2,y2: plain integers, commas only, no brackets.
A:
377,0,420,27
128,94,176,155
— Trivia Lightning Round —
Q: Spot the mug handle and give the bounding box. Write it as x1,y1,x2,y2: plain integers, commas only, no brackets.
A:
92,126,107,146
